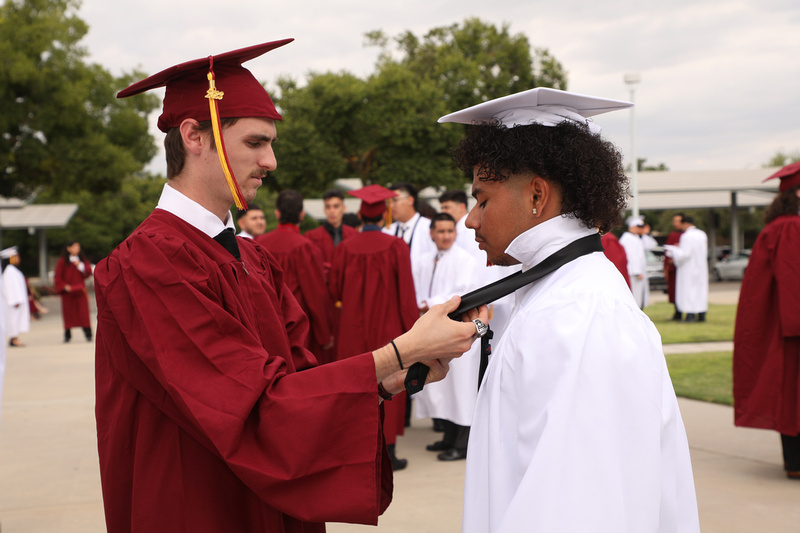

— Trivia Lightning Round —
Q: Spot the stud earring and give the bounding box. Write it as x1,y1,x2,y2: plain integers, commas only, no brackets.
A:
532,208,538,215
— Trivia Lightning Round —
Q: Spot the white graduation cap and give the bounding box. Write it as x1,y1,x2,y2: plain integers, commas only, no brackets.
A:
0,246,18,260
438,87,633,134
626,215,645,228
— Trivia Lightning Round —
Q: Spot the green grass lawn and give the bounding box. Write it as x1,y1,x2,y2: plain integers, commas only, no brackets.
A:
665,351,733,406
645,302,736,344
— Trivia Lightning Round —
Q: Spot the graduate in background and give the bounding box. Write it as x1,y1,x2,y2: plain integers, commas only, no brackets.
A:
664,213,685,320
664,215,709,322
439,87,699,533
734,162,800,479
383,182,437,285
329,184,420,470
235,202,266,239
619,215,649,308
412,213,480,461
600,231,631,289
305,189,358,279
255,190,333,363
2,247,30,347
54,241,92,342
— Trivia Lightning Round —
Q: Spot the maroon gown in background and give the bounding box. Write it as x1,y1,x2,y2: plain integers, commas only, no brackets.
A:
305,223,358,364
94,209,391,533
734,214,800,434
256,224,332,363
305,223,358,279
601,233,631,289
54,256,93,329
328,227,419,445
664,230,683,304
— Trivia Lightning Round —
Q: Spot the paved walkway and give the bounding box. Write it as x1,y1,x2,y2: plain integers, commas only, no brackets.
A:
2,286,799,532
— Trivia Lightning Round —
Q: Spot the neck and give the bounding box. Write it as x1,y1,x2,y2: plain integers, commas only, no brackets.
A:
169,176,232,222
397,212,416,224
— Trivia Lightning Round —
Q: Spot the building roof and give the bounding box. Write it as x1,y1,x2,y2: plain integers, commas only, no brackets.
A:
0,204,79,229
632,167,779,210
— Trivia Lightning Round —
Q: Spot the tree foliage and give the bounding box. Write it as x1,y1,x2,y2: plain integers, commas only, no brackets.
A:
0,0,158,200
765,149,800,167
273,18,568,195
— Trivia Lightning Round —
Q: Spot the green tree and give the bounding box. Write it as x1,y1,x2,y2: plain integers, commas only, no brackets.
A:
367,18,567,111
765,149,800,167
270,72,366,196
0,0,159,200
273,18,568,195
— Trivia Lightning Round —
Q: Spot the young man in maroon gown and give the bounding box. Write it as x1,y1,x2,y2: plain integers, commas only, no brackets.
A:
328,185,421,470
600,232,631,289
256,190,333,363
664,213,684,320
54,241,93,342
734,164,800,479
94,41,486,533
305,189,357,362
305,189,358,278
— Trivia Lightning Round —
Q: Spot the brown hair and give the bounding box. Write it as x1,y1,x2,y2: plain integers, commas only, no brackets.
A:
765,185,800,224
163,118,240,178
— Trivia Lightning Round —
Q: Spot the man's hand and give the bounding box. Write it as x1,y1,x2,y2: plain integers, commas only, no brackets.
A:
373,296,489,392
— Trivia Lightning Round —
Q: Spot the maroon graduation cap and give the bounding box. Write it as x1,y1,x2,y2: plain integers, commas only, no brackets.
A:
764,161,800,193
118,39,294,210
348,184,397,218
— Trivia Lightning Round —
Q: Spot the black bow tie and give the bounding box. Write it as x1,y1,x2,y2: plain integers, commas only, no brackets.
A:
213,228,241,260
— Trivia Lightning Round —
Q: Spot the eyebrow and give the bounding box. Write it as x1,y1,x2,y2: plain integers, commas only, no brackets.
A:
247,134,275,143
471,186,482,200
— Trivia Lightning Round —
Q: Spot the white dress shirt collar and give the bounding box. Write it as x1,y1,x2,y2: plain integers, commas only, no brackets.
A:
505,215,596,272
156,183,235,239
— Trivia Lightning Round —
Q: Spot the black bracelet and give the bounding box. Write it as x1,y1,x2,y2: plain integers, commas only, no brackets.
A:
377,382,393,401
390,339,403,370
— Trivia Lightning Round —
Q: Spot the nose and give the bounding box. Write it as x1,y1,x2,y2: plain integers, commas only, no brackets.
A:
465,204,479,230
261,145,277,171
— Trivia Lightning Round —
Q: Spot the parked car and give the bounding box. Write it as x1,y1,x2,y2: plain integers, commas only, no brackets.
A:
713,250,750,281
646,247,667,292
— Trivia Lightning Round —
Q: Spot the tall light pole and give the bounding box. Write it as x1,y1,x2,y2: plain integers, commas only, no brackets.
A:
624,73,641,217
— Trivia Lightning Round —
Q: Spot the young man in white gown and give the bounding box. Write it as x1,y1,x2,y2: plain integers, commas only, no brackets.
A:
438,88,700,533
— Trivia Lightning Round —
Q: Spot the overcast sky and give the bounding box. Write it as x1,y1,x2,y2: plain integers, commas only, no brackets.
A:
80,0,799,176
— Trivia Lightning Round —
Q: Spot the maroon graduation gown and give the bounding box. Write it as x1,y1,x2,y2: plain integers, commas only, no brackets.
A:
734,214,800,434
601,233,631,289
664,230,683,303
305,224,358,279
54,256,93,328
94,209,391,533
328,228,419,445
256,225,333,362
305,223,358,364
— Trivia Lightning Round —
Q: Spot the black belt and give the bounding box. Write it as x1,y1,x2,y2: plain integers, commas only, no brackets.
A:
404,233,604,395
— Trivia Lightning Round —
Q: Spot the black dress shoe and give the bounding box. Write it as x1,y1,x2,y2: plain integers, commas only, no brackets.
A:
391,457,408,470
426,440,451,452
437,448,467,461
685,313,697,323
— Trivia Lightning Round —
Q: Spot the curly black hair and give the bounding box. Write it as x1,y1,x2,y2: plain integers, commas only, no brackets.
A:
451,121,630,233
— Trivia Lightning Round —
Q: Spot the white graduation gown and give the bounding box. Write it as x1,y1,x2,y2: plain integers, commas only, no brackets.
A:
3,264,30,338
463,215,699,533
618,231,649,308
384,212,437,292
412,245,481,426
664,226,709,314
